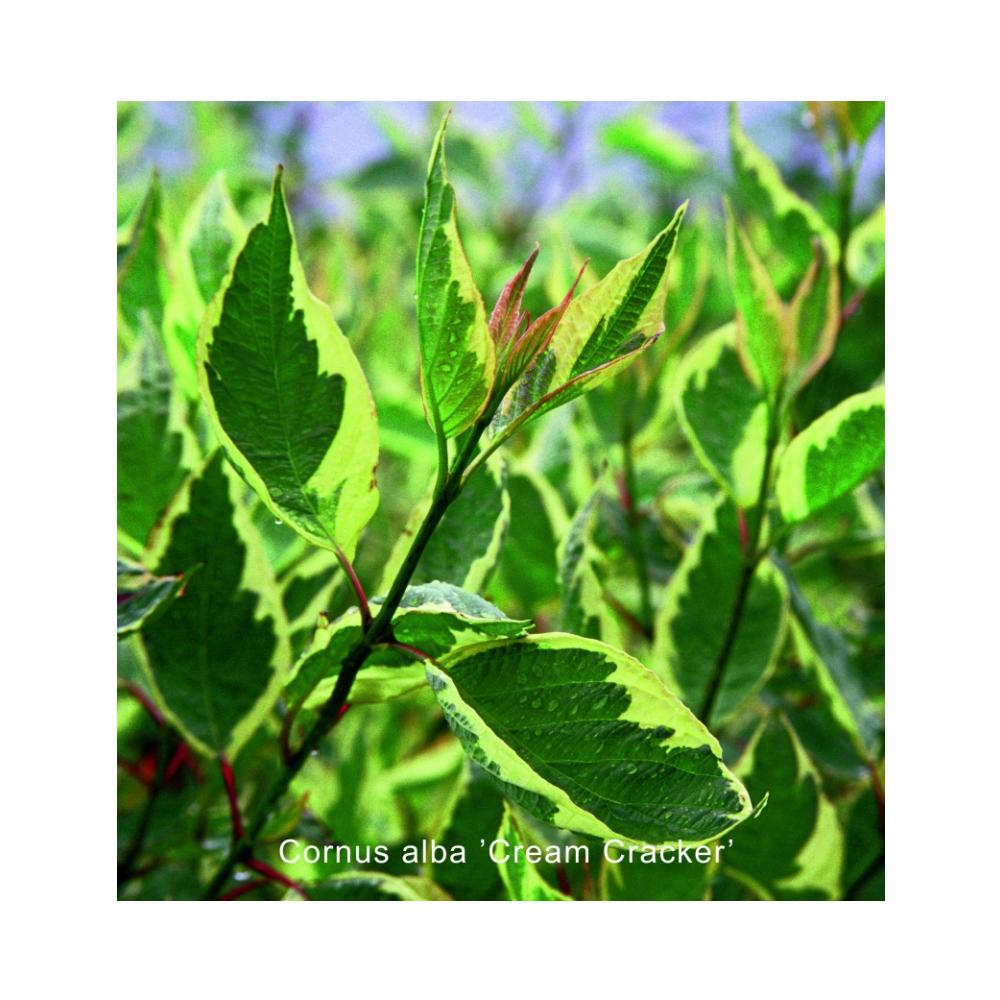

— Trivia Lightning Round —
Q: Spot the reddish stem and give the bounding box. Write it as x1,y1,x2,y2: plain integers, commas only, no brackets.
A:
737,508,750,556
615,472,632,514
841,285,867,325
555,864,572,898
333,541,372,627
219,879,270,901
119,680,164,727
247,858,312,900
165,743,200,782
867,759,885,837
389,641,433,661
220,754,245,841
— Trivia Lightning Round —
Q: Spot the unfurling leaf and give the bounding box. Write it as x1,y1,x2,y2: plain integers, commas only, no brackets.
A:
490,206,685,444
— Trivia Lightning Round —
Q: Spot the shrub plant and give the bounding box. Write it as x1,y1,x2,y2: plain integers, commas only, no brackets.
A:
117,102,884,900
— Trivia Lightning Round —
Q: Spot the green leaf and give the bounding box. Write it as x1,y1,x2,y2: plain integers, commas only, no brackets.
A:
843,781,884,899
600,842,712,901
845,101,884,147
117,172,166,335
117,323,199,547
602,115,707,177
725,714,844,900
725,200,789,400
288,582,532,708
198,169,379,561
417,115,495,438
139,451,291,758
185,172,249,303
426,633,754,846
557,476,623,648
117,559,198,638
378,454,509,596
492,466,567,619
163,173,248,398
651,497,788,727
776,385,885,524
782,561,882,762
495,803,571,900
729,103,839,289
491,206,685,442
675,323,767,507
786,238,840,391
432,761,507,900
846,202,885,287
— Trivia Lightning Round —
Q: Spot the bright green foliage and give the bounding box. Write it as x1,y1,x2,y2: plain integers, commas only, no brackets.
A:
787,240,840,391
602,115,707,177
495,804,571,901
723,714,843,900
726,203,842,405
117,172,166,337
163,173,248,398
426,633,753,845
417,115,495,438
847,202,886,286
198,171,379,561
729,104,839,290
139,452,290,757
117,325,198,548
118,103,883,902
776,385,885,523
675,323,767,506
844,101,885,147
725,201,788,401
653,498,788,727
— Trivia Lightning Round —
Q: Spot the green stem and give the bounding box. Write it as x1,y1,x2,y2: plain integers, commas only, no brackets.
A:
201,412,493,900
698,408,781,725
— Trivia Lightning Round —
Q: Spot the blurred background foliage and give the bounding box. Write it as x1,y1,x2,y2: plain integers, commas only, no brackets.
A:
118,101,884,900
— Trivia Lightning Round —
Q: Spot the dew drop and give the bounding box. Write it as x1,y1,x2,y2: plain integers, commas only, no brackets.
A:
547,699,559,713
531,698,542,709
268,486,282,498
518,694,528,704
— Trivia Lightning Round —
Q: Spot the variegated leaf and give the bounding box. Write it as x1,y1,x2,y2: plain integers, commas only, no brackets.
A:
198,170,379,561
426,633,754,846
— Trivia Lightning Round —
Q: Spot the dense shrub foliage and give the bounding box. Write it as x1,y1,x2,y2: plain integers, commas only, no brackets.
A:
118,101,884,901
